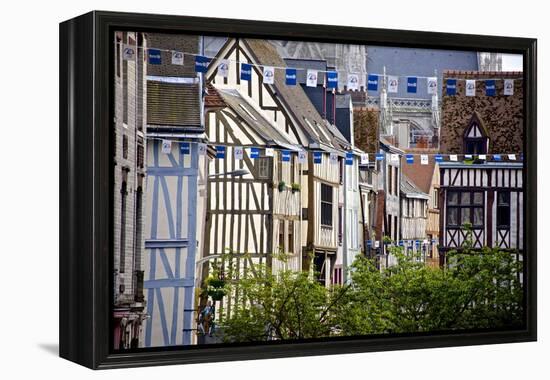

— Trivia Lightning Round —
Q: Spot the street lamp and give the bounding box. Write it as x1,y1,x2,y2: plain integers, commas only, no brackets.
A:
208,169,249,178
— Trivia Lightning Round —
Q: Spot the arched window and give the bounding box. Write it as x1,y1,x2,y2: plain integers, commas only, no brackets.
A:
464,114,488,154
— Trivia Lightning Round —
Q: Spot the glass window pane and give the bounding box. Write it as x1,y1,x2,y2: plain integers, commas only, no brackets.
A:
473,207,484,226
498,192,510,205
461,208,471,225
448,208,458,225
448,192,458,205
473,192,483,205
461,192,471,205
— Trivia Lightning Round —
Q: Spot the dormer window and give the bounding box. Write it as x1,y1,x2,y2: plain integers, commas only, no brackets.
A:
464,115,488,154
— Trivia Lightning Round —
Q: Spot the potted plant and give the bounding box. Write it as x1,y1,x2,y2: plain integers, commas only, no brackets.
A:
278,181,286,192
291,183,301,193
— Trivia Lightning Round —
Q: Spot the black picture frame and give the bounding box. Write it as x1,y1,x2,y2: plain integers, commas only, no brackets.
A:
59,10,537,369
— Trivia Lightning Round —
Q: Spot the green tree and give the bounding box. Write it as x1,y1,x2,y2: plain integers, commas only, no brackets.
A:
219,252,349,342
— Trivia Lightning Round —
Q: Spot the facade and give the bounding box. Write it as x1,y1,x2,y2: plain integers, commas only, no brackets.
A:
399,175,430,264
402,149,441,267
112,31,148,350
141,34,208,347
201,84,303,322
439,71,523,260
205,38,352,287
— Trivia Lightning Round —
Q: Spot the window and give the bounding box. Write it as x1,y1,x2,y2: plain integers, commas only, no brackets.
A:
388,166,393,196
321,184,333,227
314,252,327,286
257,157,271,179
119,169,129,273
446,190,484,228
278,222,285,252
137,142,144,169
122,35,128,125
497,192,511,228
394,167,399,196
338,206,343,245
288,221,294,253
433,188,439,209
464,120,488,154
394,215,398,240
122,135,128,159
115,34,121,78
133,185,143,273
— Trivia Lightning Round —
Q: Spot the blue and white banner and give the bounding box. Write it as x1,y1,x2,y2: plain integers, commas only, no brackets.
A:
234,146,244,160
360,153,369,165
161,139,172,154
282,150,291,162
366,240,372,247
313,151,323,164
375,153,384,161
504,79,514,96
406,154,414,164
485,80,496,96
148,49,162,65
198,143,207,156
446,79,457,95
478,154,487,160
263,66,275,84
306,70,318,87
250,147,260,159
367,74,379,91
329,152,338,165
171,51,184,66
465,80,476,97
427,77,438,95
407,77,418,93
345,152,354,165
122,45,136,60
327,71,338,90
508,154,517,160
285,68,297,86
450,154,458,162
216,146,226,159
217,59,230,78
435,154,443,163
421,154,429,165
195,55,210,73
265,148,274,157
493,154,502,161
387,76,399,93
390,153,399,163
298,150,307,164
180,142,190,155
347,74,359,91
240,63,252,81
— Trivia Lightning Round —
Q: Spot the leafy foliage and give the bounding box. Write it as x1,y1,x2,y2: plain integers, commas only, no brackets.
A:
214,232,523,343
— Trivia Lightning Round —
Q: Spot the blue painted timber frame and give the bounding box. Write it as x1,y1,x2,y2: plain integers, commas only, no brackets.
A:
144,140,199,346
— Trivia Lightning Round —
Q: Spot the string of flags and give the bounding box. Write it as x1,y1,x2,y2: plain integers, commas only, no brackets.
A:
366,239,439,249
158,139,522,165
119,42,521,96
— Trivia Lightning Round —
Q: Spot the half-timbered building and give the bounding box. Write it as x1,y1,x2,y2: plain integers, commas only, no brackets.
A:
201,84,303,322
439,71,523,261
141,34,208,347
402,149,441,267
205,38,350,287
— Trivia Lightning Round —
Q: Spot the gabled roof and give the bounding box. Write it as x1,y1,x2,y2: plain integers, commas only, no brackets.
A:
208,38,348,152
401,150,437,194
212,85,299,150
400,174,430,200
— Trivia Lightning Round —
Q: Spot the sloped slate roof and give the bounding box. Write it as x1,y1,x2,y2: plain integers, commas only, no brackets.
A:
214,86,298,149
147,81,201,127
242,39,348,151
401,150,438,194
400,174,430,200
